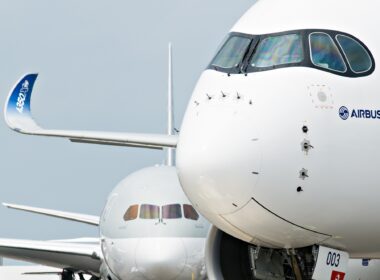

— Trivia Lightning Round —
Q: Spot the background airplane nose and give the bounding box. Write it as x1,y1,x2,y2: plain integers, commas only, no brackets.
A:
135,238,187,280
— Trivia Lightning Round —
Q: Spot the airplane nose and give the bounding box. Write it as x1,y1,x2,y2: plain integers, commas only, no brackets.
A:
177,103,261,215
135,238,187,280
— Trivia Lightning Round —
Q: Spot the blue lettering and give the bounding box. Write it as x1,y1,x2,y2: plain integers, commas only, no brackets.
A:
342,107,380,120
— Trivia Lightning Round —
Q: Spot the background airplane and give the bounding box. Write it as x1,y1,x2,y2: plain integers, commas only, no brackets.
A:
0,46,210,280
0,0,253,266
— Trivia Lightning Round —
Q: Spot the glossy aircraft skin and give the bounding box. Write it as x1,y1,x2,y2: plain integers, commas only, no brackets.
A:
177,0,380,258
100,166,209,280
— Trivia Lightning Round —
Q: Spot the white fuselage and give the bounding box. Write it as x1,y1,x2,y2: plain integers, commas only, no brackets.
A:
99,166,209,280
102,237,205,280
177,0,380,258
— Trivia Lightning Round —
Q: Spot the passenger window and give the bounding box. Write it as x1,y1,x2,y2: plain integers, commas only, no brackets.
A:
162,204,182,219
251,34,303,68
211,36,251,69
336,35,372,73
123,204,138,221
310,33,347,72
183,204,199,221
139,204,159,219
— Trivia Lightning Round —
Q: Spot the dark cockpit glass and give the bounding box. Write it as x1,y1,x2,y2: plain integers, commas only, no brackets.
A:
251,34,303,68
336,34,372,73
309,32,347,73
139,204,160,219
123,204,138,221
162,204,182,219
211,36,251,69
183,204,199,221
208,29,374,77
123,204,201,222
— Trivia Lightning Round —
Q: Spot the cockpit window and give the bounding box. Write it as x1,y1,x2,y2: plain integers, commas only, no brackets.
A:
139,204,159,219
162,204,182,219
211,36,251,70
336,34,372,73
309,32,347,73
208,30,374,78
251,34,303,68
123,204,138,221
183,204,199,221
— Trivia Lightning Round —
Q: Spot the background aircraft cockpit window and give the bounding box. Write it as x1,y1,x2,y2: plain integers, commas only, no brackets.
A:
211,36,251,70
123,204,138,221
139,204,160,219
309,32,347,73
251,34,303,68
162,204,182,219
183,204,199,220
336,34,372,73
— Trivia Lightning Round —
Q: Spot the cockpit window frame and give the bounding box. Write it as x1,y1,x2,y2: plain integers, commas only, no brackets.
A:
139,204,160,220
245,30,308,73
309,32,347,74
335,34,373,74
123,204,139,221
207,29,375,78
209,33,258,75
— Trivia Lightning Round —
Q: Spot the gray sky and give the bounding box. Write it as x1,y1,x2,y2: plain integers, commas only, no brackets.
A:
0,0,253,265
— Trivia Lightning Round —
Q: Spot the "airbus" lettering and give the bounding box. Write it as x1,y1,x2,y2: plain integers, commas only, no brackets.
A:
351,109,380,119
339,106,380,120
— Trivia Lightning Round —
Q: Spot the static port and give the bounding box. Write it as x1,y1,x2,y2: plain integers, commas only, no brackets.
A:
302,126,308,133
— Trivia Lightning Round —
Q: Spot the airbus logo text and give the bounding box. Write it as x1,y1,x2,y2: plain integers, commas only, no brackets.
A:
339,106,380,120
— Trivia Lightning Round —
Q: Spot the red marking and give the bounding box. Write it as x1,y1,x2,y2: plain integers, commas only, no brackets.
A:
331,270,345,280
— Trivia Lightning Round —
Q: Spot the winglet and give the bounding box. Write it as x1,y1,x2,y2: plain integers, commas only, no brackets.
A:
3,74,178,149
4,73,40,133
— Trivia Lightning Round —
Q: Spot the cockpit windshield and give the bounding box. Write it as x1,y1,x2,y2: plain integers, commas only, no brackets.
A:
336,34,372,73
183,204,199,220
208,29,374,77
124,204,199,222
162,204,182,219
211,36,251,70
309,32,346,73
251,34,303,68
124,204,138,221
139,204,159,219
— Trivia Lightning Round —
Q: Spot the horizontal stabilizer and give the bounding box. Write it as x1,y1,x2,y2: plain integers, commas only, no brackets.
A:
0,238,101,274
4,74,178,149
3,203,99,226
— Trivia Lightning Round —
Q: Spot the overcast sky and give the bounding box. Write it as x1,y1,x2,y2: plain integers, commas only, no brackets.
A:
0,0,254,265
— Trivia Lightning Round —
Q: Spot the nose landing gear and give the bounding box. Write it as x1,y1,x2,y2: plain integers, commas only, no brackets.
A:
60,270,99,280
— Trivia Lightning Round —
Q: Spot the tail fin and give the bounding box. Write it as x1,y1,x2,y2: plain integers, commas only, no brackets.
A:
167,43,175,166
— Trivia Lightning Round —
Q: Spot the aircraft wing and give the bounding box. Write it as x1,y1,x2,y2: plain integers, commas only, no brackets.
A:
3,203,99,226
0,238,101,274
4,73,178,149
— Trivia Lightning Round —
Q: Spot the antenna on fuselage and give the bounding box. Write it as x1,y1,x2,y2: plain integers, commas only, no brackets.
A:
166,42,175,166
